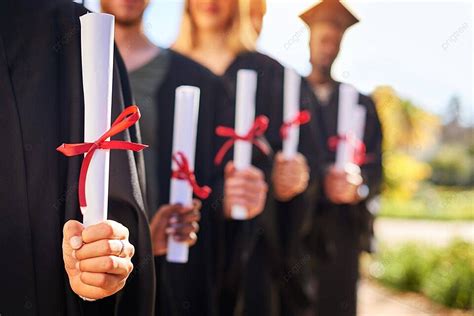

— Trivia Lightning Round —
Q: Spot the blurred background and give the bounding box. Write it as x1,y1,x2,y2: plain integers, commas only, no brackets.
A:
84,0,473,314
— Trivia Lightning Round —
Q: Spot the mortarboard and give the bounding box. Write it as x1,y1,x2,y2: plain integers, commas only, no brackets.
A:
299,0,359,31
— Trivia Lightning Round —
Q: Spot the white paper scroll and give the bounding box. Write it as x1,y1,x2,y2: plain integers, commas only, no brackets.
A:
282,68,302,160
232,70,258,220
335,83,367,170
80,13,115,227
167,86,201,263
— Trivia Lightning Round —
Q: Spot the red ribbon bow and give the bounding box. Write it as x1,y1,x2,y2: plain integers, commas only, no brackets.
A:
328,133,366,166
214,115,270,165
280,110,311,140
172,152,212,199
57,105,148,208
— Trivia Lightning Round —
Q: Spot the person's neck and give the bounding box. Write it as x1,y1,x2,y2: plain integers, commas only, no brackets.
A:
196,29,229,53
115,22,159,72
308,69,334,87
187,30,236,75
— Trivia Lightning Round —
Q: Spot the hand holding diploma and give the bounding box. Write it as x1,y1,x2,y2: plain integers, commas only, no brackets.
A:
223,161,268,220
215,70,270,220
324,164,363,204
149,200,201,256
325,84,367,204
334,84,367,170
167,86,210,263
57,13,147,299
272,152,309,202
273,68,311,201
62,220,135,300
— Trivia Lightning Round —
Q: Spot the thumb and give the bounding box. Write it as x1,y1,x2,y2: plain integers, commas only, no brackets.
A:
224,161,235,179
63,220,84,251
274,151,285,163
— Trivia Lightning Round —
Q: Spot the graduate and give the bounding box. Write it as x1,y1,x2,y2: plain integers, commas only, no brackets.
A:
101,1,268,315
173,1,319,315
0,0,154,315
300,1,383,315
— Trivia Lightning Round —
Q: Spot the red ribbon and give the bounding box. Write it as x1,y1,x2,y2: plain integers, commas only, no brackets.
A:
57,105,148,208
214,115,270,165
280,110,311,140
172,152,212,199
328,133,366,166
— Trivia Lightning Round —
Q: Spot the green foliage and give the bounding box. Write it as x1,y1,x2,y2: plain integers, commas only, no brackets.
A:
375,243,437,292
430,144,474,186
379,186,474,221
372,240,474,310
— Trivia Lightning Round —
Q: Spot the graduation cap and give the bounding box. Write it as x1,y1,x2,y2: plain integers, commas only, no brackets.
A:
299,0,359,31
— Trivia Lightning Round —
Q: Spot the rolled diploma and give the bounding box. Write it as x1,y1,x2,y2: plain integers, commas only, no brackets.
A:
232,70,258,220
347,106,367,164
335,84,366,169
282,68,302,160
167,86,201,263
80,13,115,227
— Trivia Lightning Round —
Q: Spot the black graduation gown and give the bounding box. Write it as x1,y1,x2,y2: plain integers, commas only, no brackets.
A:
307,81,383,316
147,50,232,316
0,2,155,315
219,52,319,316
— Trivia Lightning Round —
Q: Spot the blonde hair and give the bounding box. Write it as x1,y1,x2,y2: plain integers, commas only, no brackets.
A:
173,0,266,55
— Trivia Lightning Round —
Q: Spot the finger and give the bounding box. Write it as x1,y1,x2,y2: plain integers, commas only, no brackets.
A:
149,204,182,232
158,204,183,217
274,151,284,160
82,220,129,244
225,197,252,210
229,189,264,208
174,204,195,215
274,151,287,164
78,256,133,276
226,187,258,202
228,189,262,210
79,272,126,290
247,207,263,219
171,210,201,225
167,221,199,235
334,170,347,179
225,177,248,190
226,177,268,194
247,193,266,218
63,220,85,250
224,161,235,178
75,239,135,260
294,153,308,165
173,232,198,245
192,199,202,212
234,167,264,182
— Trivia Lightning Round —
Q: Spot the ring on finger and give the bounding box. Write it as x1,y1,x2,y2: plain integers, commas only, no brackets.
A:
118,240,125,257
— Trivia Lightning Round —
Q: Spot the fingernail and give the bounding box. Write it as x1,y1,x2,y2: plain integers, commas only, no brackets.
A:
71,250,76,259
169,217,178,224
166,228,175,234
75,261,80,271
70,236,83,249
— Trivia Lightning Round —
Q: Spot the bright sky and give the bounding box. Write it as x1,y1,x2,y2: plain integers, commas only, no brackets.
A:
85,0,473,125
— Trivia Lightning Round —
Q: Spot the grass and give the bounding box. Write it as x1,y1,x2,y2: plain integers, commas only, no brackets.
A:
379,186,474,221
370,240,474,310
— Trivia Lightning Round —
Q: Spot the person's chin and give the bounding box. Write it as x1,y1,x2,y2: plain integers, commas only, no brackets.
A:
116,14,142,27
